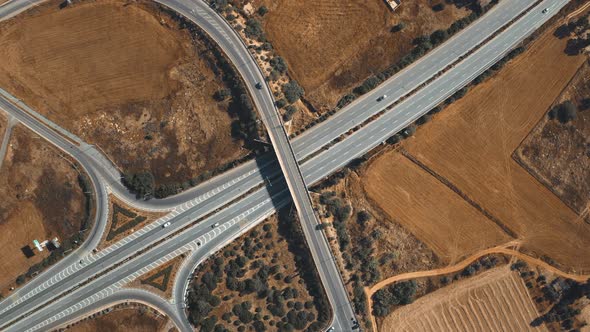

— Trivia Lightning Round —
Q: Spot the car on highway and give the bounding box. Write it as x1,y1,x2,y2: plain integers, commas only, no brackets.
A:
212,222,220,228
377,94,387,102
255,82,262,89
162,222,171,228
542,8,549,13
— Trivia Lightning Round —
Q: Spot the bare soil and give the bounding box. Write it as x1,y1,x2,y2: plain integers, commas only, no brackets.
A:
400,24,590,272
364,151,511,264
66,304,169,332
515,61,590,219
0,125,87,295
0,0,246,187
380,266,547,332
259,0,469,109
128,254,186,299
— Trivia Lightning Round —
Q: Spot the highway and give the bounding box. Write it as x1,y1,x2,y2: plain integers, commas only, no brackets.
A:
0,0,569,330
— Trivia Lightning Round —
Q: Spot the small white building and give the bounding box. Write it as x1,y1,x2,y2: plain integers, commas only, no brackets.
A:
386,0,401,11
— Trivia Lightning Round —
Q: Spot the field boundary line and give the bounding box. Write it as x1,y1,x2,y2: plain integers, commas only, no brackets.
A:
399,148,519,238
365,243,590,332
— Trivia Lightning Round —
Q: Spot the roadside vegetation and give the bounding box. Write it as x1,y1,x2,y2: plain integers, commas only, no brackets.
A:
186,207,329,331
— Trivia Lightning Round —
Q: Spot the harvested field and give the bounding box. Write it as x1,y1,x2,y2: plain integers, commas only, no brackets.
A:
0,0,246,187
67,304,169,332
380,266,547,332
515,61,590,218
0,125,88,295
260,0,470,109
364,151,510,263
400,24,590,271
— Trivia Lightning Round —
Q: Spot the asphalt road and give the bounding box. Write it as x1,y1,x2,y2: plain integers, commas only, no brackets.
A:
0,0,569,330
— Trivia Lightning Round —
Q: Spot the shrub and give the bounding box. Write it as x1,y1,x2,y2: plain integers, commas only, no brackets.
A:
245,19,264,40
282,81,305,103
122,171,155,199
283,105,298,122
258,5,268,16
270,56,288,74
390,22,406,33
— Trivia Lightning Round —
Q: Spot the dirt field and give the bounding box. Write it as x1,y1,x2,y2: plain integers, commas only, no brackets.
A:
397,24,590,272
67,305,170,332
365,151,511,263
380,266,547,332
128,254,185,299
0,125,87,295
259,0,470,110
515,61,590,218
0,0,246,187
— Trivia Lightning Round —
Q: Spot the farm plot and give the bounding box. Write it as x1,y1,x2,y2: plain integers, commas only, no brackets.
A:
380,266,548,332
398,22,590,272
364,151,511,264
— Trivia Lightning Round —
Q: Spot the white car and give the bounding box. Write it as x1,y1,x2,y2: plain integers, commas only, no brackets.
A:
212,222,220,228
162,222,171,228
542,8,549,14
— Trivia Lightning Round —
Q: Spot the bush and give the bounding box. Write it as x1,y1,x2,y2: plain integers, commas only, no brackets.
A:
282,81,305,103
270,56,288,74
432,3,445,12
283,105,297,122
122,171,155,199
214,88,230,101
258,5,268,16
245,19,264,40
390,22,406,33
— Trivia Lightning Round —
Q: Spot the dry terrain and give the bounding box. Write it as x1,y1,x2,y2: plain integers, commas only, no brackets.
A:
364,22,590,272
66,304,170,332
128,254,185,299
0,125,87,295
380,266,547,332
187,213,320,331
364,151,511,263
516,61,590,218
260,0,470,109
0,0,246,187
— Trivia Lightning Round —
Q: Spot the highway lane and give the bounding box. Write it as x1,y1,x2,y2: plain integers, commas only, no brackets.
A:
8,185,291,332
0,0,568,328
154,1,358,329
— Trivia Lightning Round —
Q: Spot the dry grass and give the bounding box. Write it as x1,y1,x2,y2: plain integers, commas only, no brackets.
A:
127,254,185,299
400,24,590,272
364,151,511,264
515,61,590,218
0,125,86,295
67,305,169,332
259,0,469,109
0,0,245,187
380,266,547,332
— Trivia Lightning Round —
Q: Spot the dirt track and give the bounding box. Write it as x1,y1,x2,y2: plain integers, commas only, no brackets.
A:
366,241,590,332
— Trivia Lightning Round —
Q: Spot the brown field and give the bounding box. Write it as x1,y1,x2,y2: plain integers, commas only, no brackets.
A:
128,254,185,299
515,61,590,218
0,125,87,295
398,24,590,271
68,305,169,332
380,266,547,332
365,151,511,263
0,0,245,187
260,0,469,109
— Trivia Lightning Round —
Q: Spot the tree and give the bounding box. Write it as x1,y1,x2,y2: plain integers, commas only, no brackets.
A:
391,22,406,33
214,89,230,101
282,81,305,103
430,29,448,45
283,105,297,121
557,100,578,123
270,56,288,74
258,5,268,16
432,3,445,12
122,171,154,199
245,19,264,40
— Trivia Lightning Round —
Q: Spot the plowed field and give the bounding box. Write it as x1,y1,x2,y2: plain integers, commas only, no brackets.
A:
366,21,590,272
381,267,547,332
365,152,510,263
